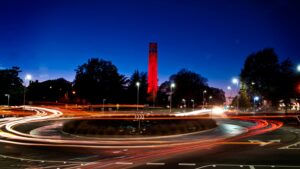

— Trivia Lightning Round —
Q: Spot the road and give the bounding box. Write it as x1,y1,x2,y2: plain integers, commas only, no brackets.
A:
0,106,300,169
133,124,300,169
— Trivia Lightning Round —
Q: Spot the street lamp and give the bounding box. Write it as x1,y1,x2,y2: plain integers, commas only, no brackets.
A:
297,64,300,72
136,82,140,111
232,77,239,111
102,99,106,112
232,78,239,84
23,74,32,105
4,94,10,106
253,96,259,110
202,90,207,109
182,98,186,111
191,99,195,111
170,82,175,113
227,86,232,107
209,96,213,105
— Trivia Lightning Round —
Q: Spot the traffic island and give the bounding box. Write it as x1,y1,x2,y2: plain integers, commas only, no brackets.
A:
62,115,217,137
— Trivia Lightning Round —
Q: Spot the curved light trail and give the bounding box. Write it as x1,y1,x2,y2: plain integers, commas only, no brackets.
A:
0,106,284,169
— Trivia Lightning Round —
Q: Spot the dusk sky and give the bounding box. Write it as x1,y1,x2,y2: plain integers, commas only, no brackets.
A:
1,0,300,91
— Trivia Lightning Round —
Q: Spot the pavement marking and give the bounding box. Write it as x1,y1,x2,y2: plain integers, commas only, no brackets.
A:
248,139,280,146
195,164,300,169
279,140,300,149
42,164,79,169
115,162,133,165
0,154,83,164
178,163,196,166
249,165,255,169
146,162,165,166
70,155,99,160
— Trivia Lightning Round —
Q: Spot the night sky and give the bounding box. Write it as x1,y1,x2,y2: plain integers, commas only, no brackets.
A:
1,0,300,92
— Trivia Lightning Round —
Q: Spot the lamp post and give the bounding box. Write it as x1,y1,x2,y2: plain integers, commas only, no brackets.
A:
182,98,186,111
227,86,232,106
23,74,32,105
136,82,140,111
4,94,10,106
232,78,239,111
170,83,175,113
202,90,207,109
191,99,195,111
209,96,213,105
102,99,106,112
253,96,259,111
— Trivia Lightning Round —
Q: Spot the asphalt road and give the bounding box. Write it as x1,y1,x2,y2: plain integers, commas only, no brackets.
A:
1,106,300,169
132,124,300,169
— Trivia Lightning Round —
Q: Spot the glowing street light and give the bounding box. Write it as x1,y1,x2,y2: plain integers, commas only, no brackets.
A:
136,81,140,111
232,77,240,111
227,86,232,90
232,78,239,85
297,64,300,72
23,74,32,105
209,95,213,104
202,90,207,109
4,94,10,106
170,82,175,113
253,96,260,110
25,74,32,81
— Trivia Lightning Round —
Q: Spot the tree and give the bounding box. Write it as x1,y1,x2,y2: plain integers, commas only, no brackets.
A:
0,67,24,105
207,87,226,105
156,69,226,107
126,70,148,104
240,48,280,105
169,69,208,106
240,48,298,108
74,58,127,104
231,87,252,111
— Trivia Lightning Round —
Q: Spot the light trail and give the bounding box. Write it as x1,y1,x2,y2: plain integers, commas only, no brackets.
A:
0,106,285,169
174,109,212,116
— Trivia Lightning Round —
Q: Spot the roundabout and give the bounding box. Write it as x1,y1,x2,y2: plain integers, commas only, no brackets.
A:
0,106,284,169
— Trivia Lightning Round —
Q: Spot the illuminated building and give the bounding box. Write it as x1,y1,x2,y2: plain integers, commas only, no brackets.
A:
147,42,158,103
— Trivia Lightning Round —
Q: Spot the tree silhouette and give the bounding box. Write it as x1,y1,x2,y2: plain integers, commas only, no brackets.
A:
231,86,252,111
0,67,24,105
278,58,298,111
240,48,298,108
240,48,281,106
170,69,208,106
74,58,127,104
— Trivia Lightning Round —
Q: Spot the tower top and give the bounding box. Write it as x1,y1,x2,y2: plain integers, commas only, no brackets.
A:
149,42,157,53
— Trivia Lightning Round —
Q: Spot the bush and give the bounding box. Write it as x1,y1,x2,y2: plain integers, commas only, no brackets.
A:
62,118,217,137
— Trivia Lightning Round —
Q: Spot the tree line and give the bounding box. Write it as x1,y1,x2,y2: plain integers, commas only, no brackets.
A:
0,58,225,107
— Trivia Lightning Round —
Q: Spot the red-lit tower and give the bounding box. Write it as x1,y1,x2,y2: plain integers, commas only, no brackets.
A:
147,42,158,103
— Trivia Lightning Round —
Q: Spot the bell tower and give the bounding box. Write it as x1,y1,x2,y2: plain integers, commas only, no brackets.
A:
147,42,158,103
